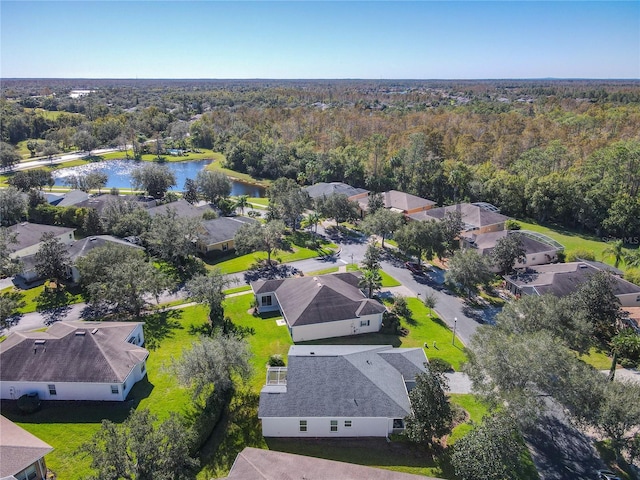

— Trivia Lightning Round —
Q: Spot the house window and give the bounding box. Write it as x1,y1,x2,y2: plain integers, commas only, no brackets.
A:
299,420,307,432
636,295,640,302
123,381,128,391
48,384,57,396
393,418,404,429
15,464,36,480
360,320,370,327
111,385,119,394
261,295,272,306
344,420,352,428
141,363,146,374
330,420,338,432
222,243,229,251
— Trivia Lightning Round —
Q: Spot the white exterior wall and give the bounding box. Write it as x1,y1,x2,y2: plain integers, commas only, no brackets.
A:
290,313,383,342
256,292,280,313
126,323,145,346
261,416,396,437
1,358,147,401
617,292,640,308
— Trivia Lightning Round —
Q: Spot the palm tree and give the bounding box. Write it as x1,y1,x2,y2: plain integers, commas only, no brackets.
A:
603,240,626,269
235,195,249,215
359,269,382,299
624,249,640,268
305,212,320,233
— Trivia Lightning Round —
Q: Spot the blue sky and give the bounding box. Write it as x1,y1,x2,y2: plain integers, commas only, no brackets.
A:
1,1,638,79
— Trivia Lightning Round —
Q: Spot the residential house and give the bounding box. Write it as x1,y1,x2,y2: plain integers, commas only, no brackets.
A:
146,198,216,219
410,202,509,234
7,222,75,259
504,262,640,307
258,345,428,437
305,182,369,202
356,190,435,218
0,321,148,401
0,415,53,480
251,272,386,342
16,235,144,284
223,447,441,480
461,230,563,272
197,216,258,255
56,189,90,207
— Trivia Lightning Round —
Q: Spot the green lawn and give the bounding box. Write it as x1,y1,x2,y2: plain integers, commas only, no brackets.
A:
578,346,613,370
305,266,340,276
223,285,253,295
301,297,467,371
100,148,221,163
1,284,85,314
516,220,632,271
2,306,209,480
205,155,271,187
448,393,490,443
248,197,269,207
380,270,402,287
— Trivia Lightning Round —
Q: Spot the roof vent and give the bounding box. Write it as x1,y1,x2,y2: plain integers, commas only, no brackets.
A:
579,264,588,269
34,340,46,345
75,331,86,336
91,328,98,335
310,351,315,355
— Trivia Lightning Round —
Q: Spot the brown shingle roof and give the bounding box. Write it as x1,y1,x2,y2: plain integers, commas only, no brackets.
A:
0,321,148,384
0,415,53,477
412,203,509,229
382,190,435,212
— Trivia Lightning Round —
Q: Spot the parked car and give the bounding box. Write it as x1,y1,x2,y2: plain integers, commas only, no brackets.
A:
405,262,427,275
597,470,621,480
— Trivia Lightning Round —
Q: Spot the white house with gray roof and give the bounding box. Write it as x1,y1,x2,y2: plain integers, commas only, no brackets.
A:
0,415,53,480
258,345,428,437
251,272,386,342
0,321,148,402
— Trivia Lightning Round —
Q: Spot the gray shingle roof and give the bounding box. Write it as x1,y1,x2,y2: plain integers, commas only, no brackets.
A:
0,321,148,384
305,182,369,200
462,230,559,256
259,345,427,419
224,447,441,480
199,216,257,245
57,189,90,207
7,222,75,253
0,415,53,477
146,199,216,219
411,203,509,229
251,273,386,327
505,262,640,297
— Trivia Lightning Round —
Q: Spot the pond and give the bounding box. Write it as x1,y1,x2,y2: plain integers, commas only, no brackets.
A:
51,159,266,197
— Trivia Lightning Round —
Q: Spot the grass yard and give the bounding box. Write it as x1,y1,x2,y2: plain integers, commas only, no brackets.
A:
2,305,209,480
1,284,85,314
516,220,634,272
300,297,467,371
305,266,340,276
248,197,269,207
448,393,490,443
205,155,271,187
578,346,613,370
100,148,222,163
223,285,252,295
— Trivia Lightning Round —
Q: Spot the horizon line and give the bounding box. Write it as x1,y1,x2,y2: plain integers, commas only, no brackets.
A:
2,77,640,82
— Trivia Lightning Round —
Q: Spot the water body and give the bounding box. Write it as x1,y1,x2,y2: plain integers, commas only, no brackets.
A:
51,159,265,197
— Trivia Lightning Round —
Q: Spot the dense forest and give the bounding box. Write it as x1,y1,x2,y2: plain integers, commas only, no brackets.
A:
1,79,639,240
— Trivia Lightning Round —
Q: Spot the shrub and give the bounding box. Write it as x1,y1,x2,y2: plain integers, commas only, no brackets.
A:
565,248,595,262
556,250,566,263
110,187,119,195
624,269,640,286
505,219,521,230
268,354,285,367
429,357,454,373
17,393,41,414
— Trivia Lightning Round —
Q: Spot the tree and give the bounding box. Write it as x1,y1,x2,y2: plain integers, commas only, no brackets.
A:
571,271,623,342
358,268,382,298
446,248,492,298
404,368,453,445
73,130,98,154
35,232,71,288
439,211,464,256
234,220,285,264
42,141,60,164
367,192,385,215
77,243,168,317
0,290,25,330
234,195,249,215
596,381,640,459
85,409,198,480
491,232,527,274
362,242,382,271
82,208,103,236
267,178,311,231
451,412,529,480
85,171,108,193
0,227,22,276
316,193,359,226
0,187,26,226
0,141,21,169
100,197,151,237
602,239,626,269
7,169,52,191
170,333,252,402
131,163,176,199
195,170,231,205
301,211,320,233
361,208,403,248
186,270,229,330
183,178,199,204
395,220,443,266
144,207,201,271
